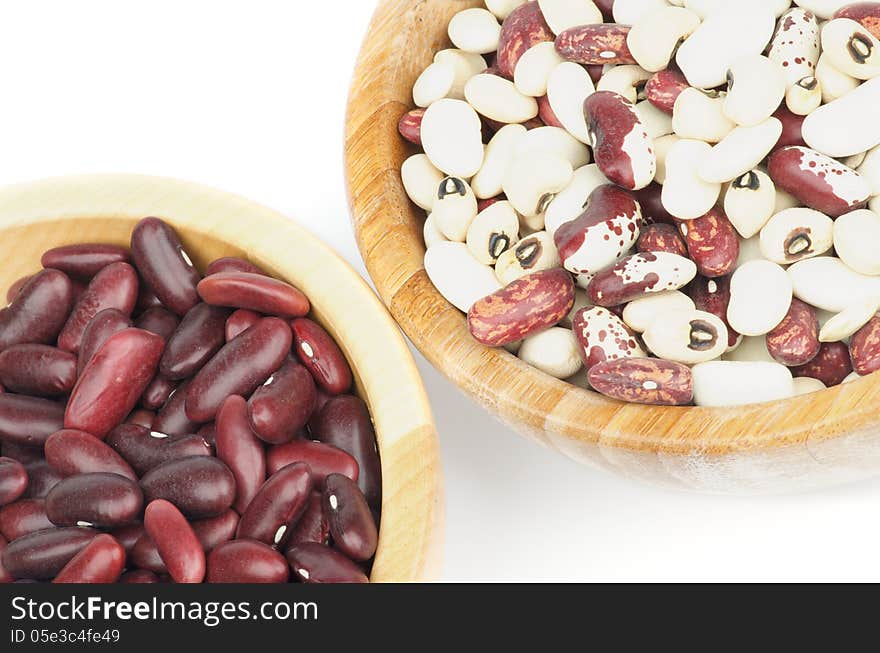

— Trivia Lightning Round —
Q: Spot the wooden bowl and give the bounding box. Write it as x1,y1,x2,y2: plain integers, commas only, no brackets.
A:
345,0,880,493
0,174,443,581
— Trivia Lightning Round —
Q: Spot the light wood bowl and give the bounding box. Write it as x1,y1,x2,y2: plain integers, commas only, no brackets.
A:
345,0,880,493
0,174,443,581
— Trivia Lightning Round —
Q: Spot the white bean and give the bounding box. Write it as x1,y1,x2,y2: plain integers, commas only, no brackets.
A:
793,376,827,396
471,124,527,200
547,62,596,144
544,165,610,236
401,154,445,211
802,77,880,158
643,309,729,364
518,327,584,379
423,214,448,249
652,134,680,184
699,118,782,184
495,231,561,284
821,18,880,80
661,139,721,220
514,42,564,97
503,152,574,218
516,126,592,168
623,291,696,333
448,8,502,55
692,361,795,407
858,144,880,197
628,6,702,72
785,77,823,116
728,260,792,336
485,0,528,20
672,88,735,143
723,56,786,127
685,0,791,18
424,242,502,312
723,336,776,363
421,99,485,179
768,8,822,87
633,101,674,139
432,177,478,242
759,208,834,265
413,62,455,108
724,170,777,238
596,65,652,103
788,256,880,312
819,297,880,342
464,74,539,124
466,200,520,264
613,0,674,25
538,0,603,34
434,49,487,99
833,208,880,275
816,53,860,103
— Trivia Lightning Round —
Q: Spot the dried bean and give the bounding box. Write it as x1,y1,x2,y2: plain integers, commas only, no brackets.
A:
143,499,205,584
0,458,27,506
52,534,125,583
322,473,378,562
0,270,74,353
216,396,266,514
0,345,76,397
286,543,369,584
1,527,98,579
140,456,235,520
45,429,136,481
159,303,230,380
130,217,201,316
206,539,289,584
41,244,130,279
46,473,143,528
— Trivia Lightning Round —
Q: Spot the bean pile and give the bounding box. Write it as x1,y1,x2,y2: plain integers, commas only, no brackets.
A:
0,217,380,583
401,0,880,407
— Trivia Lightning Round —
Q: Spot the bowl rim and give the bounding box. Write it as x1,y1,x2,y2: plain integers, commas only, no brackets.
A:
344,0,880,460
0,172,444,582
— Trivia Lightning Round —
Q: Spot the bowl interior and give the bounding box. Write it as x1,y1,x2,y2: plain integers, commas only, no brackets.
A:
0,174,443,581
345,0,880,489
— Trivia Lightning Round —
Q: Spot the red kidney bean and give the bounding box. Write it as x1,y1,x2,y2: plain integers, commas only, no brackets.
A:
216,396,265,514
322,473,378,562
225,309,261,341
192,509,239,552
286,543,368,584
130,533,167,573
135,307,180,340
111,523,144,555
119,569,159,583
287,492,330,547
766,299,821,367
22,461,61,499
46,473,143,528
0,394,65,448
1,526,98,579
0,458,27,506
125,409,156,429
57,262,138,353
207,539,290,584
77,309,133,376
646,69,689,115
0,269,74,352
130,217,202,316
197,272,310,318
65,328,165,438
688,275,739,348
267,440,358,486
637,223,687,257
52,533,125,583
248,360,316,445
850,315,880,376
398,108,424,146
140,456,235,519
792,342,854,387
153,379,202,436
0,535,13,583
633,183,677,225
0,499,52,540
555,24,635,65
680,207,740,278
0,345,77,396
185,317,292,423
496,1,554,79
135,284,164,313
313,396,381,509
291,318,353,395
41,244,130,279
205,257,266,277
197,422,217,447
44,429,136,481
236,462,312,547
159,303,230,380
1,442,42,465
143,499,205,584
141,375,177,411
773,104,807,150
6,275,32,304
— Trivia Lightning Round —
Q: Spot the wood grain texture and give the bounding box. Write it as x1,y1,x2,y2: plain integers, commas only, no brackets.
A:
0,174,443,581
345,0,880,493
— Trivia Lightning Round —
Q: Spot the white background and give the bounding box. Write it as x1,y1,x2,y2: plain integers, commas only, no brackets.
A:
4,0,880,582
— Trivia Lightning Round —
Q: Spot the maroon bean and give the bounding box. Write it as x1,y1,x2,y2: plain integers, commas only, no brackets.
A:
495,1,554,79
119,569,158,583
680,207,740,278
849,315,880,376
633,183,677,225
0,345,77,396
0,269,74,352
287,492,330,546
153,379,202,436
248,360,316,445
130,533,167,573
216,396,266,513
791,342,854,387
22,461,61,499
645,69,689,115
46,473,143,528
77,309,133,376
267,440,358,486
555,24,635,65
236,462,312,547
0,499,52,540
291,318,353,395
0,458,27,506
225,309,261,342
125,409,156,429
192,509,239,552
197,272,310,318
159,303,230,380
398,108,424,146
130,217,202,317
322,473,378,562
773,104,807,150
65,328,165,439
53,534,125,583
111,523,144,555
537,94,564,128
594,0,614,21
636,223,687,257
1,442,42,465
140,456,235,519
1,527,98,579
0,535,13,583
197,422,217,447
143,499,205,584
207,539,289,583
41,244,130,279
688,275,739,348
0,394,65,448
44,429,137,481
135,307,180,340
766,299,821,367
205,257,266,277
313,396,381,509
6,275,32,304
57,262,138,353
141,375,177,411
286,543,368,584
185,317,292,423
135,285,164,313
